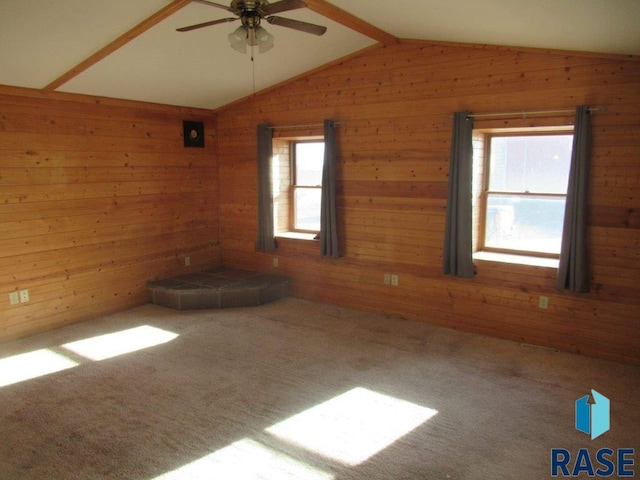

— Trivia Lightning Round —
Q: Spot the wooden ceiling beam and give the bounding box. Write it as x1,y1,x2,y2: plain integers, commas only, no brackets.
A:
303,0,397,45
43,0,191,93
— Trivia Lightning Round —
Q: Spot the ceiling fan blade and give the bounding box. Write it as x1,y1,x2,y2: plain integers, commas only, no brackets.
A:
176,17,237,32
266,16,327,36
190,0,234,12
262,0,307,16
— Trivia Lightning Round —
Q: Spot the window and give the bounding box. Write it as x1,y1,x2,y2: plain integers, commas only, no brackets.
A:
477,131,573,257
272,138,324,236
291,141,324,232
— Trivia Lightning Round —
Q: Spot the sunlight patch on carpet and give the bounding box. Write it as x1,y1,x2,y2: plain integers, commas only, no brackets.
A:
0,348,79,387
61,325,178,361
266,387,437,466
151,438,333,480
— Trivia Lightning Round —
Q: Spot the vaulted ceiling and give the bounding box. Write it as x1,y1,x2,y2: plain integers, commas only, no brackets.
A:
1,0,638,110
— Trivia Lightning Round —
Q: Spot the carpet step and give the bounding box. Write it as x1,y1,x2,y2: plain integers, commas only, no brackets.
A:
147,267,290,310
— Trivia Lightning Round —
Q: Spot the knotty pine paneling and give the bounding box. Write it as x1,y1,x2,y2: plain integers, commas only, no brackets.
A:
0,87,220,341
216,43,640,364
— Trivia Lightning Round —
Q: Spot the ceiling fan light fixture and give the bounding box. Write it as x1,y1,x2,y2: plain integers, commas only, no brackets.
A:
227,24,274,54
247,26,258,47
256,26,274,53
178,0,325,54
228,26,248,53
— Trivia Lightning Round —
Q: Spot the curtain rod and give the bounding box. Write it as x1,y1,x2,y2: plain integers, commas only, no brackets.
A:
266,121,342,130
463,107,601,120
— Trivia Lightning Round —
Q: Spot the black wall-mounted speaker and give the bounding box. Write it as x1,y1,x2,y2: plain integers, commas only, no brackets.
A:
183,120,204,148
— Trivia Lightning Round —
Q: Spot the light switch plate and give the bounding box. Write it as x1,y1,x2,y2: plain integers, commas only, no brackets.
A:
9,292,20,305
539,296,549,309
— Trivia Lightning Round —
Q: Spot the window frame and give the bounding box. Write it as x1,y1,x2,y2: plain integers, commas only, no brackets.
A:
290,140,324,234
477,130,574,259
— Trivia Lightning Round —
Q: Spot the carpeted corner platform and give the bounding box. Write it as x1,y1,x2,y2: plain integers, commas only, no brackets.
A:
147,267,290,310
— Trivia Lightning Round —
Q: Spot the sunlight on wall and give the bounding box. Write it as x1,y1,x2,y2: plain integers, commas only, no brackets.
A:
272,154,280,193
0,348,79,387
61,325,179,361
266,387,437,466
151,438,333,480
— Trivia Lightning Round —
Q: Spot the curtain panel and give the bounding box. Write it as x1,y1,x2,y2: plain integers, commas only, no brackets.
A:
256,123,276,251
443,112,475,277
556,106,592,293
320,119,340,258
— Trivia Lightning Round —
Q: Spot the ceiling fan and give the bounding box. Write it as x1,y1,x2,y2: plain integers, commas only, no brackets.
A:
177,0,327,54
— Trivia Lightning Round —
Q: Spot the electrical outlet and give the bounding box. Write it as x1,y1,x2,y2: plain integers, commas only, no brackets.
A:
9,292,20,306
19,289,29,303
539,296,549,309
184,256,191,266
273,257,279,268
391,274,399,287
383,273,391,285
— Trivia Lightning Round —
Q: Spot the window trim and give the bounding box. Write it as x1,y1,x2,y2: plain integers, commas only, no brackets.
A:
290,140,324,234
476,129,574,259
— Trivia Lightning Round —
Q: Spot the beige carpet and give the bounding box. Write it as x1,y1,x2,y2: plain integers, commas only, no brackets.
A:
0,298,638,479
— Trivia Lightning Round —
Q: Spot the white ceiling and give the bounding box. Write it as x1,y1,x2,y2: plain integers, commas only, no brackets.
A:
336,0,640,56
0,0,638,110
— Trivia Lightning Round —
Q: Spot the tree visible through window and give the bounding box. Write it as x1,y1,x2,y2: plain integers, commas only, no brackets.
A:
480,133,573,256
292,141,324,232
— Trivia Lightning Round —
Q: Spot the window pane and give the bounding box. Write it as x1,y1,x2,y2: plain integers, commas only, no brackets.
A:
485,194,566,254
294,188,321,231
488,135,573,194
295,142,324,186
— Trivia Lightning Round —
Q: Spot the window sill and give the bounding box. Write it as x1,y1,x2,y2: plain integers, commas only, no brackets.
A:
473,251,559,269
276,232,318,241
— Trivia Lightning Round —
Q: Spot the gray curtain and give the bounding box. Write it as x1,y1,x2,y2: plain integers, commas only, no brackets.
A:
320,119,339,258
556,106,591,293
256,123,275,251
443,112,475,277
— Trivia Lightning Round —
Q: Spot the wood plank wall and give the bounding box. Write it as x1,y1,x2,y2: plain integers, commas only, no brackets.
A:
0,86,220,341
216,42,640,364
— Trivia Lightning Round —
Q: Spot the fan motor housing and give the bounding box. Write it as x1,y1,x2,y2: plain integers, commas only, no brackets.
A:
231,0,269,16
